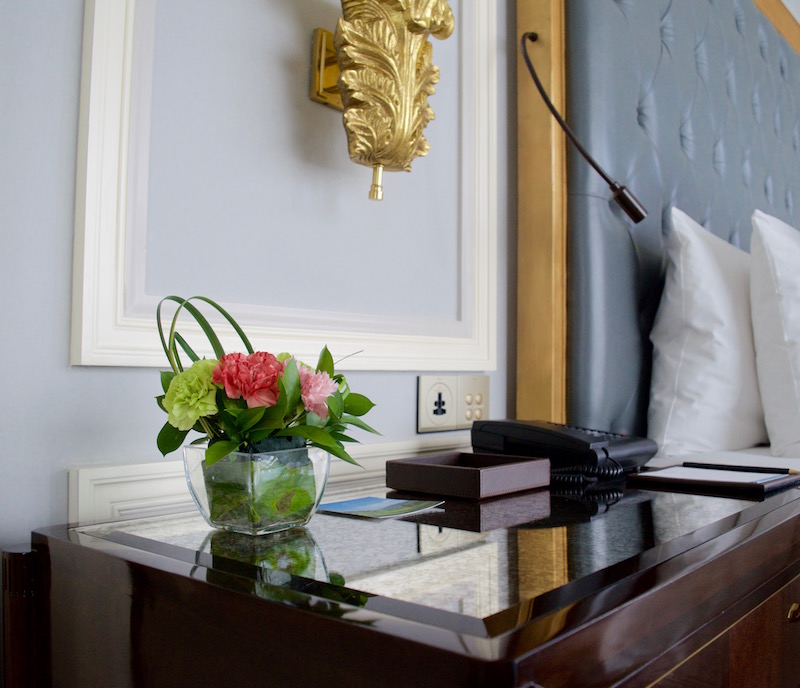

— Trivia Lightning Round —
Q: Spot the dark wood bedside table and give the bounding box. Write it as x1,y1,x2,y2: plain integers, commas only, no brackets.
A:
9,485,800,687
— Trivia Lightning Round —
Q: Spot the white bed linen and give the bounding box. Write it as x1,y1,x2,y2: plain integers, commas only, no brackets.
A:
647,208,766,456
750,211,800,457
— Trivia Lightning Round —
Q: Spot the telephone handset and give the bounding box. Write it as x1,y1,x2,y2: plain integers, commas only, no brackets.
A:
471,419,657,476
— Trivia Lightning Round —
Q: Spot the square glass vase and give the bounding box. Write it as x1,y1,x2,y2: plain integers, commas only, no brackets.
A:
184,443,331,535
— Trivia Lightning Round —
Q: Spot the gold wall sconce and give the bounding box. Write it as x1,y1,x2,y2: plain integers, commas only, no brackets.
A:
310,0,455,200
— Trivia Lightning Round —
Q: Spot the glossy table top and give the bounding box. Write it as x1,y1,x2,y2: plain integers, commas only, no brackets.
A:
58,483,800,645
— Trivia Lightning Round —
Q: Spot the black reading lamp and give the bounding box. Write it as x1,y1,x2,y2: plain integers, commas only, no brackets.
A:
521,32,647,224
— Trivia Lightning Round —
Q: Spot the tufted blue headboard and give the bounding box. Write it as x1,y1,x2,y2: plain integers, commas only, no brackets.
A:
565,0,800,437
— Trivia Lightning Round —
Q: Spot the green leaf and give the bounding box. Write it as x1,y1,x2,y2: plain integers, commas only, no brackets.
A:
330,432,357,444
220,404,248,438
327,392,343,421
157,422,188,457
155,395,167,413
247,428,279,443
158,296,225,368
305,411,326,428
160,371,175,394
275,426,363,467
189,296,254,353
340,414,380,435
325,442,361,466
276,425,337,450
219,410,242,435
249,405,287,431
221,393,247,413
343,393,375,416
172,300,228,359
174,332,199,363
205,440,240,466
316,346,334,376
156,295,255,375
237,407,266,432
280,359,301,414
216,387,228,411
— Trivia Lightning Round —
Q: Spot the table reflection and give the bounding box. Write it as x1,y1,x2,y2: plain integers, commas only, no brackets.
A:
76,487,755,624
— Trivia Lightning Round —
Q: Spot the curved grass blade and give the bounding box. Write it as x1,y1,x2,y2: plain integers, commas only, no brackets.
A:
157,295,254,374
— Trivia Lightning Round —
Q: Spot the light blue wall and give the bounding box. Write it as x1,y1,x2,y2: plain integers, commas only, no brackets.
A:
145,0,464,324
0,0,514,549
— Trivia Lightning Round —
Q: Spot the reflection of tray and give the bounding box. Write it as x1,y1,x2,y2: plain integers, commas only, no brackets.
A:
385,452,550,499
390,489,551,532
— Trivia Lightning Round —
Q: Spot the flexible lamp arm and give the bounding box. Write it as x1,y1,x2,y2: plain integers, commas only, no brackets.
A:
521,32,647,224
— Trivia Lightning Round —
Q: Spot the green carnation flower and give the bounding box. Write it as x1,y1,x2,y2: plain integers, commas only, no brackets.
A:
163,359,219,431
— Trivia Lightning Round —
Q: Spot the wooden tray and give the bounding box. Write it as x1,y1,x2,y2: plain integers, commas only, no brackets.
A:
385,452,550,500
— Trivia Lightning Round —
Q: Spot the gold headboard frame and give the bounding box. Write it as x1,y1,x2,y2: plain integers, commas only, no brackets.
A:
755,0,800,53
515,0,567,423
514,0,800,425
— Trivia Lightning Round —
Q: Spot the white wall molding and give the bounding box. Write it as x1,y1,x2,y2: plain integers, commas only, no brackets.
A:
68,459,194,524
68,434,471,524
70,0,497,371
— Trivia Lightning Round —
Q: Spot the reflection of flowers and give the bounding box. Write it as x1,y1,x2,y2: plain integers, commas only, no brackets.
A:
211,528,316,577
207,528,373,618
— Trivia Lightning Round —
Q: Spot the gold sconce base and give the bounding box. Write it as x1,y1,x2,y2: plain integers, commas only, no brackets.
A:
369,165,384,201
309,28,343,111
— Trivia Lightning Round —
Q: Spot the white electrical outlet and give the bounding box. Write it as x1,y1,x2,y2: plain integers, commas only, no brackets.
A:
456,375,490,429
417,374,489,433
417,376,458,432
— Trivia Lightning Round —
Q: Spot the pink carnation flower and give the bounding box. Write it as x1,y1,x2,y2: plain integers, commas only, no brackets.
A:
213,351,282,408
298,364,338,419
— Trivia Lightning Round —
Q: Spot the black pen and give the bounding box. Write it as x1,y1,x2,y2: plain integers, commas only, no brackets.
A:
683,462,800,476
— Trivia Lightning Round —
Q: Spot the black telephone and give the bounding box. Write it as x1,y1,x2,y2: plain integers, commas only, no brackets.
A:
471,419,657,478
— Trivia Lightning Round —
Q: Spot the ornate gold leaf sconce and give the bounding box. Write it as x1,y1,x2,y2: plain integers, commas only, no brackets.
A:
310,0,454,200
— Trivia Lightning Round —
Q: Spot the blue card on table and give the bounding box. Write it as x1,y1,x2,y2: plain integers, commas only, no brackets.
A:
318,496,444,519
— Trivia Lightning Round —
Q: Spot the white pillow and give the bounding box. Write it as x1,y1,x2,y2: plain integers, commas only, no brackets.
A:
750,211,800,457
648,208,767,455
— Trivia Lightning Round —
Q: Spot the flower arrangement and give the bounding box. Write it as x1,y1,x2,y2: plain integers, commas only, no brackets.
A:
155,296,377,466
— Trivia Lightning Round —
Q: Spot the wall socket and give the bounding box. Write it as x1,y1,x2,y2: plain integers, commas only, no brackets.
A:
417,375,490,433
